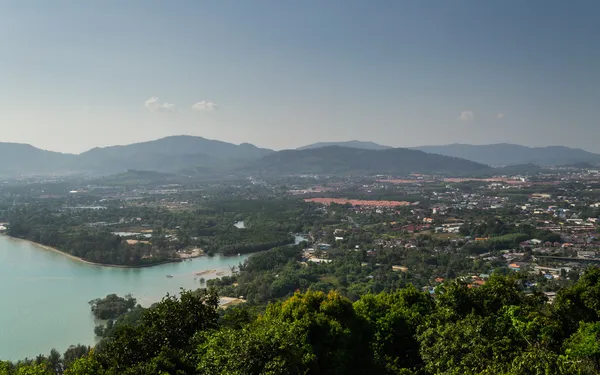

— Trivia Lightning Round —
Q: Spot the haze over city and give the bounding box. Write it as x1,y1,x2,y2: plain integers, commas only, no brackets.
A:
1,0,599,153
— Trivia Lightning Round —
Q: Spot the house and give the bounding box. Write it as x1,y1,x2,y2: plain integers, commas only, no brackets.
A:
531,193,551,199
519,241,532,248
567,218,584,225
544,292,557,303
308,258,332,264
578,250,597,259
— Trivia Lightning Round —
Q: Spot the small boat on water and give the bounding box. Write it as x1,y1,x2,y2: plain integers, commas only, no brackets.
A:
166,274,173,278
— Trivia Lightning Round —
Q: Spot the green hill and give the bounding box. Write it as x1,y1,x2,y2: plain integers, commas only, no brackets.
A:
0,136,273,176
413,143,600,166
248,146,489,175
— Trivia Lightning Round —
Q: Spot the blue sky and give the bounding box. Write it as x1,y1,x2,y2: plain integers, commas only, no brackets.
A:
0,0,599,153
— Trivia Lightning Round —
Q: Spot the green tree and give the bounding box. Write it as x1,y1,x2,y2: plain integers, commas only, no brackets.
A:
63,345,91,369
96,289,219,373
64,351,104,375
196,322,314,374
554,267,600,335
353,286,434,373
263,290,370,374
563,322,600,373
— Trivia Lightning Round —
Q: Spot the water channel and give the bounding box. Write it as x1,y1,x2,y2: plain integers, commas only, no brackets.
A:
0,235,249,360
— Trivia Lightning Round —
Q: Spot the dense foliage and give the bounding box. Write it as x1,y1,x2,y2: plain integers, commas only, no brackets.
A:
7,269,600,374
207,241,503,304
3,198,316,266
250,146,490,176
89,294,137,320
5,206,167,266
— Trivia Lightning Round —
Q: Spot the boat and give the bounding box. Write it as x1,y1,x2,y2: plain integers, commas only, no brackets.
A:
166,274,173,278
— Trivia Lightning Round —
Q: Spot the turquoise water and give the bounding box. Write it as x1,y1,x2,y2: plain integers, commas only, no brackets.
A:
0,236,249,360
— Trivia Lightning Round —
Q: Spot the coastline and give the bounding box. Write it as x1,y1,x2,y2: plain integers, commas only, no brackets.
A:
0,234,182,269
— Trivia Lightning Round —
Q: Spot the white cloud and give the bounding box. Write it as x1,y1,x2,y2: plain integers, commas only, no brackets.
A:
496,113,505,119
191,100,218,112
144,97,176,112
458,110,474,122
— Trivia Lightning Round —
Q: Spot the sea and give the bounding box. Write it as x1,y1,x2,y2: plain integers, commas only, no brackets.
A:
0,235,249,360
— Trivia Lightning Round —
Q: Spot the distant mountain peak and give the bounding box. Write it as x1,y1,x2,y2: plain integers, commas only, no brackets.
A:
297,140,391,151
0,135,273,177
412,143,600,166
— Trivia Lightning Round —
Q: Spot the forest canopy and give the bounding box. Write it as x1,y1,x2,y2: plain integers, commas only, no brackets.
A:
6,269,600,374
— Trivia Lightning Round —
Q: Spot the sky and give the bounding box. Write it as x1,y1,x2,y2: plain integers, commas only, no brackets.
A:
0,0,599,153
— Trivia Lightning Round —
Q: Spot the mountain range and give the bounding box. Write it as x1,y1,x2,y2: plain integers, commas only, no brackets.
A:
299,141,600,167
0,136,598,178
0,136,272,177
412,143,600,166
0,136,487,177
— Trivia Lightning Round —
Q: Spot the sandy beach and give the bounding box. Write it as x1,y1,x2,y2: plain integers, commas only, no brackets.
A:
1,234,179,269
195,269,216,276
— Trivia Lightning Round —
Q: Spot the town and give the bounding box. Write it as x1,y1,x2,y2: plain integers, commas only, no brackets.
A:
3,165,600,304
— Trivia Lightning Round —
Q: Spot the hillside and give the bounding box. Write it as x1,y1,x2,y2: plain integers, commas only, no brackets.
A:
0,136,273,176
79,135,273,162
73,135,273,174
248,146,489,175
297,140,391,150
0,143,76,176
413,143,600,166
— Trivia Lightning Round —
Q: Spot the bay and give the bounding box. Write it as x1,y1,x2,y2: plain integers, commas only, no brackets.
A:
0,235,249,361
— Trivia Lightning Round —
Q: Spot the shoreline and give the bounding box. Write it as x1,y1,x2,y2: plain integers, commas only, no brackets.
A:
1,234,183,269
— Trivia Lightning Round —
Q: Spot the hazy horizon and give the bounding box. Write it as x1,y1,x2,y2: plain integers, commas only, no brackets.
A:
1,1,599,153
7,134,600,156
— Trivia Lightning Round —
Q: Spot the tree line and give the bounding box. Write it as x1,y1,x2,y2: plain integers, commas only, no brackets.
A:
7,269,600,374
2,198,322,266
